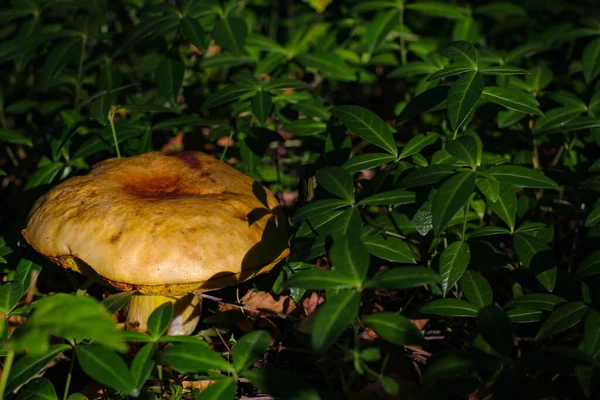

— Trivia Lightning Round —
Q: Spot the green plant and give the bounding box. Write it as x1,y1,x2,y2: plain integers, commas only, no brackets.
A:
1,0,600,399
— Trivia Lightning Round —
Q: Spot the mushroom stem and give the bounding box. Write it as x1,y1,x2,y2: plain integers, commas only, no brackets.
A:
124,293,202,335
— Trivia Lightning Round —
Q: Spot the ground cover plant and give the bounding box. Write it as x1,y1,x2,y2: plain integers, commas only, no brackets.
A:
1,0,600,398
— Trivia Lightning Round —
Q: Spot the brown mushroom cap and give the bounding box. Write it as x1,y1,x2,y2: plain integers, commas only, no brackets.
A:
22,151,289,295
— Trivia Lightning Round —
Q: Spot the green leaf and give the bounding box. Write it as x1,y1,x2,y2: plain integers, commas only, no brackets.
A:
497,109,527,128
487,165,559,189
479,66,529,75
459,271,492,307
481,87,542,115
446,135,478,169
363,312,424,345
16,377,58,400
312,290,360,352
469,226,511,238
447,71,483,131
181,17,205,50
585,205,600,227
365,267,441,289
549,90,587,110
24,162,64,190
532,107,582,134
282,119,327,136
263,78,309,91
366,10,399,56
535,302,588,340
156,57,185,103
406,2,467,19
582,37,600,83
477,306,513,358
399,132,439,159
332,105,397,156
316,167,354,202
299,53,357,81
286,269,358,290
251,91,272,124
584,310,600,359
432,171,476,235
213,16,248,56
342,153,396,173
200,86,254,111
12,293,125,353
363,235,418,264
388,62,438,79
43,39,81,85
536,117,600,135
296,210,346,238
6,344,70,393
358,189,415,206
130,342,157,391
328,208,362,238
0,128,33,147
101,291,136,315
427,64,475,82
514,233,550,269
577,251,600,279
440,41,477,66
505,293,566,311
243,369,321,400
397,86,450,121
147,302,173,339
400,165,456,188
114,16,180,57
0,282,24,313
475,177,499,202
90,94,111,126
152,116,215,130
197,378,237,400
292,199,350,223
75,344,137,396
329,234,369,283
439,241,470,296
121,104,177,114
160,342,233,373
232,331,271,372
420,298,479,317
507,307,542,323
487,183,517,232
14,259,42,291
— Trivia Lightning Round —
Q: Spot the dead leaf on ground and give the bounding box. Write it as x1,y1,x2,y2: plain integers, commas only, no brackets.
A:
302,291,324,315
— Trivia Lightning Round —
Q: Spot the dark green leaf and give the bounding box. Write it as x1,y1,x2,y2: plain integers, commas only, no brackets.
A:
459,271,492,307
440,41,477,66
439,241,470,295
432,171,476,235
363,312,424,345
406,3,467,19
532,107,582,134
400,165,456,188
298,54,356,81
582,37,600,83
487,165,559,189
481,87,542,115
0,128,32,147
328,208,362,238
14,259,42,292
366,10,399,56
388,62,438,79
251,91,272,124
397,86,450,121
487,183,517,232
292,199,350,223
312,290,360,351
6,345,70,393
329,234,369,283
447,71,483,131
160,342,233,373
181,17,205,50
213,17,248,56
130,342,157,391
584,310,600,359
469,226,511,238
200,86,254,111
152,116,215,130
365,267,441,289
286,269,358,290
358,189,415,206
282,119,327,136
475,177,499,202
577,251,600,279
399,132,439,159
585,205,600,227
263,78,309,91
332,105,397,156
342,153,396,173
514,233,550,268
535,302,588,340
16,377,58,400
75,344,137,396
427,64,475,82
316,167,354,202
479,66,529,75
232,331,271,372
100,291,135,315
243,369,321,400
197,378,237,400
505,293,566,311
446,135,478,169
507,307,542,323
0,282,24,313
114,16,180,57
363,235,418,264
156,57,184,103
420,298,479,317
477,306,513,357
24,163,63,190
43,39,81,85
147,302,173,339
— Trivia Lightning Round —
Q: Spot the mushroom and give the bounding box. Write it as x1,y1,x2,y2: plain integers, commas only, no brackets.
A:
22,151,289,335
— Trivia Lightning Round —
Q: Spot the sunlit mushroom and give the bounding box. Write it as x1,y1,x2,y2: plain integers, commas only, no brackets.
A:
22,151,289,335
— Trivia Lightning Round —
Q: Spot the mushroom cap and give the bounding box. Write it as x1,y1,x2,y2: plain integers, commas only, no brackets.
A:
22,151,290,295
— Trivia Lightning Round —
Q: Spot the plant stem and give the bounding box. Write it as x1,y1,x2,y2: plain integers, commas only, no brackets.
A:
220,130,235,162
108,111,121,158
0,350,15,399
62,350,76,400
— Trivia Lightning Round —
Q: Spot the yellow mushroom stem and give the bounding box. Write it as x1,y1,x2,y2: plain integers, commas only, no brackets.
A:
123,293,202,336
